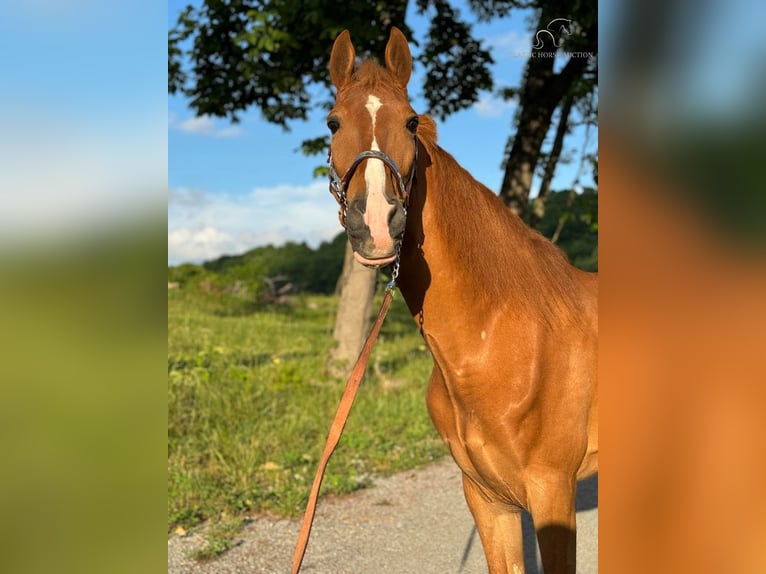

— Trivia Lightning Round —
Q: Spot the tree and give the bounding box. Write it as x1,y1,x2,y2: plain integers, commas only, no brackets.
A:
169,0,495,124
529,88,575,228
497,0,597,218
169,0,494,368
169,0,598,367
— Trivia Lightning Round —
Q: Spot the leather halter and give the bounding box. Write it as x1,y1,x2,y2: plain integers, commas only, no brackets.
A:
327,141,417,227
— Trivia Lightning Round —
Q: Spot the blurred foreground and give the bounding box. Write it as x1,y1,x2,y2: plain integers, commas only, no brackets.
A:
601,0,766,571
0,219,167,574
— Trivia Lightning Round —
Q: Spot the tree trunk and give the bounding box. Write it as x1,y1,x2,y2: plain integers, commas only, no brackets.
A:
529,89,576,229
499,10,594,220
330,241,377,371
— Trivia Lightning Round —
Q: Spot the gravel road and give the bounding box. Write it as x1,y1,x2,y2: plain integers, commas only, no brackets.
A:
168,458,598,573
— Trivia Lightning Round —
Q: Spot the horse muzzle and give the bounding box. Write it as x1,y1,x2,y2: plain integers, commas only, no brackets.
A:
345,196,406,268
328,147,416,269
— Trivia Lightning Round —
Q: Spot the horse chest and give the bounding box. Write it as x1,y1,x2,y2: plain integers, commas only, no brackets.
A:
426,358,532,507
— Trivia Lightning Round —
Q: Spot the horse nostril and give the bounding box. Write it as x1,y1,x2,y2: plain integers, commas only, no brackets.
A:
345,199,367,232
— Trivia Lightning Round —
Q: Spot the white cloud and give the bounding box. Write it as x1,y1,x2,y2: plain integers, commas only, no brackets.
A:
168,226,241,262
168,181,342,264
474,94,515,118
169,187,210,208
178,115,214,134
486,30,533,59
174,114,243,138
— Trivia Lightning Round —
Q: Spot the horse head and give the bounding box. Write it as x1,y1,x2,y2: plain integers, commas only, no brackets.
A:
327,28,418,268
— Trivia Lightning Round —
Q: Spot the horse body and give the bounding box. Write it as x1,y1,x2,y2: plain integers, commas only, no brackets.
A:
328,28,598,574
400,134,598,572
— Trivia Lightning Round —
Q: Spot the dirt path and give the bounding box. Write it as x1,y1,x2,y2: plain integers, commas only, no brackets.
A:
168,458,598,573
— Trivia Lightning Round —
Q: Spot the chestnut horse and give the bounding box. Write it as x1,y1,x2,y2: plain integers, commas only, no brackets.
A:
327,28,598,574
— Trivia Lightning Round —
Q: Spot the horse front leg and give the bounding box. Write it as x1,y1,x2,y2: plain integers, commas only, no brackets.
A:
462,475,526,574
526,473,577,574
426,366,525,572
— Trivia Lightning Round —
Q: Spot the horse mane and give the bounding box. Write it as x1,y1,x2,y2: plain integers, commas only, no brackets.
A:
415,116,585,324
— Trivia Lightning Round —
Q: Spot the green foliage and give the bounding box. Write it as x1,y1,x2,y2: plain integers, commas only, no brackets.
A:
198,232,347,296
168,262,206,286
169,0,495,129
169,0,413,126
536,188,598,271
168,234,347,304
467,0,526,21
417,0,494,120
299,135,330,157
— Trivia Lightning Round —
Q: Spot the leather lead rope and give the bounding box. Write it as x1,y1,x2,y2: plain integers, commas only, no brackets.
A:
291,287,395,574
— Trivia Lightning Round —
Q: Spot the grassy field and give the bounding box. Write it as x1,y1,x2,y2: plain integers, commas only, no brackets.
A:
168,286,445,540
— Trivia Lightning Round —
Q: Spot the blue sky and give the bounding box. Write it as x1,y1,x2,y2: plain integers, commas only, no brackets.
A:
0,2,166,244
168,0,598,264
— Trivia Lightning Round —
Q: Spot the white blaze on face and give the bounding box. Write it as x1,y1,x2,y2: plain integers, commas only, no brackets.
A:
362,94,393,254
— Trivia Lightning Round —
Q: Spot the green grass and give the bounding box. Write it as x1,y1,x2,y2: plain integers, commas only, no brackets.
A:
168,287,445,543
187,516,248,561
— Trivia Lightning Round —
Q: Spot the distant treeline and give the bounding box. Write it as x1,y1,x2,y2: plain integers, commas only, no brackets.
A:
168,189,597,298
168,232,347,299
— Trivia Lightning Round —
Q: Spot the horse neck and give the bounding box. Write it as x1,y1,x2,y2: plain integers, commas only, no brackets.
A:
397,142,583,332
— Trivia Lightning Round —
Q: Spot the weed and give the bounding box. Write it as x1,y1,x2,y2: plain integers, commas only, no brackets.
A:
187,517,246,561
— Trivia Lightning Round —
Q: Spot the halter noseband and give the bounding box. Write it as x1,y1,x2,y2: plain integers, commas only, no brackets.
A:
327,142,417,228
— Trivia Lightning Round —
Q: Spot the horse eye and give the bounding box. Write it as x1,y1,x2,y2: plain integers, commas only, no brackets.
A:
327,118,340,134
406,116,419,133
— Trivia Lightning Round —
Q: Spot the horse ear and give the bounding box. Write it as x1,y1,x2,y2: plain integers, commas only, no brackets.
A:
330,30,355,89
385,27,412,87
